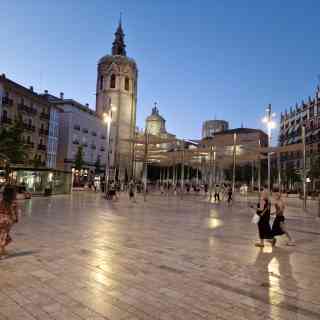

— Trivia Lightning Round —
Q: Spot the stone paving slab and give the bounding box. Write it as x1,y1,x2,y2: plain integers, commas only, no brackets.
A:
0,192,320,320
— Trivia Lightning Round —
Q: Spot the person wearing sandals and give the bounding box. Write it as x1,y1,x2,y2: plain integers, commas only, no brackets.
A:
255,191,274,247
0,185,19,258
271,193,295,246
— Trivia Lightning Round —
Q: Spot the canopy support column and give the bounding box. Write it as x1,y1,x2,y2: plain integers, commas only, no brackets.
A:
277,152,281,193
302,126,307,210
232,133,237,193
142,130,149,202
181,141,185,199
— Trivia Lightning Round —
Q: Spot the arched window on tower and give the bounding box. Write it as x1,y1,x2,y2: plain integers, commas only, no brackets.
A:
110,74,116,89
99,75,104,90
124,77,130,91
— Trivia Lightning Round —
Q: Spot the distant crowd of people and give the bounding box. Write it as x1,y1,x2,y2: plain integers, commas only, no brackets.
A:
0,177,297,260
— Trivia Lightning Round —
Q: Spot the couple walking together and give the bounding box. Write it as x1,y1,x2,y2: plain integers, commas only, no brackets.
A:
254,191,295,247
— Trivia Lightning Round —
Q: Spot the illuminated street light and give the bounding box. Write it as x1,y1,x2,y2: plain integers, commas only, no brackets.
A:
104,104,117,198
262,104,276,193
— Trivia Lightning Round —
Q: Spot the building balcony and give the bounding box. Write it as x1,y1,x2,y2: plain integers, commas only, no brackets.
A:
82,143,88,147
100,147,105,152
92,132,97,137
73,140,80,145
1,116,12,124
38,144,47,151
39,128,49,135
40,112,50,120
18,104,37,115
73,125,80,131
26,141,34,148
2,97,13,106
23,123,36,132
82,128,89,133
101,135,106,140
91,145,96,150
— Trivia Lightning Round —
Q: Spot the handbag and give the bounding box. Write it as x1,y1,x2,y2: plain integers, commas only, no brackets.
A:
251,213,260,224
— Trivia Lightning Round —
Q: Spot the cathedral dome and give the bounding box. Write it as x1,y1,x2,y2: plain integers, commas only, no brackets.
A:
146,107,165,122
146,106,167,135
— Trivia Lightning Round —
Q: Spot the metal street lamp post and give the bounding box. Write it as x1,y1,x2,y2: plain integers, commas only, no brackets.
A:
103,105,116,198
262,104,276,193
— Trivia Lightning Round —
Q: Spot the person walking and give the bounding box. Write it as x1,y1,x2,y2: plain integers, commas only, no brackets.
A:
128,180,136,202
0,185,19,258
255,191,274,247
271,193,295,246
214,185,220,202
227,185,233,205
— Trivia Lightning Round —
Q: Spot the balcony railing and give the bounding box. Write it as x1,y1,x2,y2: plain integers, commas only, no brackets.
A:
23,123,36,132
39,128,49,135
38,144,47,151
1,116,12,124
18,104,37,115
26,141,34,148
2,97,13,106
40,112,50,120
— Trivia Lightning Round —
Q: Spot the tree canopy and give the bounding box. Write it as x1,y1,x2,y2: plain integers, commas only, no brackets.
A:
74,145,84,171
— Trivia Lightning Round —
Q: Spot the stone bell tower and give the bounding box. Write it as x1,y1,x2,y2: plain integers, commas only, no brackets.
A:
96,18,138,179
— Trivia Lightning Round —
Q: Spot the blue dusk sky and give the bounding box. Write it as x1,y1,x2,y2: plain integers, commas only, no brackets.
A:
1,0,319,142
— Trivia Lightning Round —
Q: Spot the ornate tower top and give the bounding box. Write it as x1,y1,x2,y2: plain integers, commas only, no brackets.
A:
152,102,160,115
112,16,126,56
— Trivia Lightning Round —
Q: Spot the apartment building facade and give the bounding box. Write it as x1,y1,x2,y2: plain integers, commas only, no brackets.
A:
45,94,107,174
0,74,52,166
279,86,320,170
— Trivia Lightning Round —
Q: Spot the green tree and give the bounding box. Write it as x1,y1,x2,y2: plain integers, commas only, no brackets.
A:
74,145,84,171
94,156,101,174
31,154,42,168
0,117,29,177
309,154,320,180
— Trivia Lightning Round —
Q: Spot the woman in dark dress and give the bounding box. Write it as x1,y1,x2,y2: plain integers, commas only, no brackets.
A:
0,186,19,257
255,192,274,247
271,193,295,246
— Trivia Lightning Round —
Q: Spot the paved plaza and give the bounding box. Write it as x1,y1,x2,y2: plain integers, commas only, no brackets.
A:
0,192,320,320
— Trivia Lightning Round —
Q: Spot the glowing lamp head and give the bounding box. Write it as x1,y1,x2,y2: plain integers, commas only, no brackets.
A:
268,121,276,129
103,113,111,124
